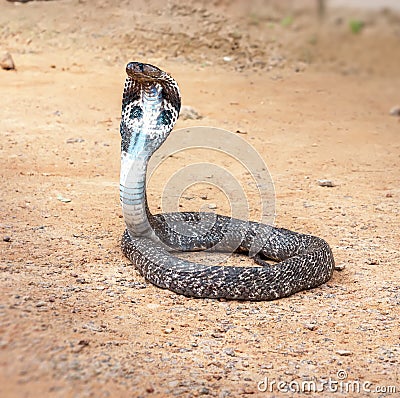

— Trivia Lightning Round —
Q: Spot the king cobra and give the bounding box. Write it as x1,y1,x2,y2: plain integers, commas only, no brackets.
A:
119,62,335,300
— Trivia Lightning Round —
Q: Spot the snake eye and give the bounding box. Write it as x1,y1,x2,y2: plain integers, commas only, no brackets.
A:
156,109,172,126
130,105,143,120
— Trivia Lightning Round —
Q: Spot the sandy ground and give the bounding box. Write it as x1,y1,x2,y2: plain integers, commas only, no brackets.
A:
1,1,400,397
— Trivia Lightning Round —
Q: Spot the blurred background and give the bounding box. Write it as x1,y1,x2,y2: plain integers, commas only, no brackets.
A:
2,0,400,77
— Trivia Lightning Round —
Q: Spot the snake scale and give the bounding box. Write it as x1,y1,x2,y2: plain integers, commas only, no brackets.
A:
119,62,335,300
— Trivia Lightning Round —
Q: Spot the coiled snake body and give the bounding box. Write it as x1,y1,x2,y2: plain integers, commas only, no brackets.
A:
119,62,335,300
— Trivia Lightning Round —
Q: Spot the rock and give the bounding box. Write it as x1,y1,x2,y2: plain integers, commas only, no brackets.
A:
261,363,273,369
208,203,217,209
336,349,352,356
164,328,173,334
0,340,8,348
223,348,235,357
180,105,202,120
294,62,307,72
3,236,11,242
304,323,317,331
146,386,155,393
389,106,400,116
0,52,15,70
66,138,85,143
57,194,71,203
335,263,346,271
199,387,210,395
317,179,335,187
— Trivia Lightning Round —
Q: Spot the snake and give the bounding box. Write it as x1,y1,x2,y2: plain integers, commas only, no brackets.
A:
119,61,335,300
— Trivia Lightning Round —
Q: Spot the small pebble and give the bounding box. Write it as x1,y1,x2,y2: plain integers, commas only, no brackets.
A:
389,105,400,116
164,328,173,334
223,348,235,357
208,203,217,209
335,263,346,271
180,105,202,120
199,387,210,395
317,179,335,187
336,350,352,356
71,345,84,353
0,340,8,348
66,138,85,144
304,323,317,331
0,52,15,70
3,236,11,242
261,363,273,369
57,195,71,203
35,301,46,307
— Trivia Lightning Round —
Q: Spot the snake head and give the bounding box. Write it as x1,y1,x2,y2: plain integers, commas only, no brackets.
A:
126,62,164,80
120,62,181,155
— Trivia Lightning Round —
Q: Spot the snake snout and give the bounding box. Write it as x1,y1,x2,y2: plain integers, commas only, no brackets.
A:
126,62,162,79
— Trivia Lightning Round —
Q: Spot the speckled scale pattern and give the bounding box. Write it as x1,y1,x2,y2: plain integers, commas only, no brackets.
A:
119,62,335,301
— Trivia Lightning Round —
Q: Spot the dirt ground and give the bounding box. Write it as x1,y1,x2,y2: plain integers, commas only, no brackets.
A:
1,1,399,397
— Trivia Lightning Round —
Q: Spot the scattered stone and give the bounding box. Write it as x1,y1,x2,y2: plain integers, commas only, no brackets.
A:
66,138,85,143
223,56,233,62
146,386,155,393
199,387,210,395
3,236,11,242
0,340,8,349
335,263,346,271
0,52,15,70
317,179,335,187
389,106,400,116
336,350,352,356
71,345,85,353
76,278,89,284
57,195,71,203
294,62,307,72
164,328,173,334
235,129,247,134
304,323,317,331
208,203,217,209
261,363,273,369
35,301,46,307
223,348,235,357
180,105,202,120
